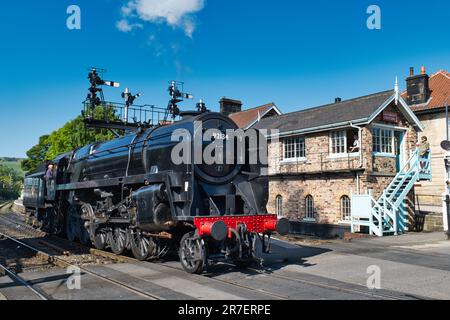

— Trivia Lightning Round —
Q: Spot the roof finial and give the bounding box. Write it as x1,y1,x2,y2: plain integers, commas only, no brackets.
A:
394,76,399,105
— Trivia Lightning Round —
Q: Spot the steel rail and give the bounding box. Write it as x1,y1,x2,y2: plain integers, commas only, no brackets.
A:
2,207,417,300
1,213,286,300
246,267,417,301
0,213,136,263
0,262,51,300
152,261,289,300
0,227,164,300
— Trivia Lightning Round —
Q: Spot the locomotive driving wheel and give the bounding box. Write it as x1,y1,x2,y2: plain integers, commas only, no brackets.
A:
79,203,94,246
93,231,107,250
109,228,128,255
129,229,154,261
179,231,206,274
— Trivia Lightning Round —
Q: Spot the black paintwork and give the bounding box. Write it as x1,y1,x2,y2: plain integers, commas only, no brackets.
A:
23,111,269,233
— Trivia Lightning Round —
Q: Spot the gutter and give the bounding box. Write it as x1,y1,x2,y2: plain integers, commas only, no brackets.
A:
414,106,447,116
266,118,369,139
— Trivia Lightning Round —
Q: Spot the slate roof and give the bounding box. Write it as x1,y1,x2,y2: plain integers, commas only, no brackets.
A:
254,90,394,134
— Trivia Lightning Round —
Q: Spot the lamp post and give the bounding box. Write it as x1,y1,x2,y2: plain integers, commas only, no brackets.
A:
444,155,450,239
443,96,450,239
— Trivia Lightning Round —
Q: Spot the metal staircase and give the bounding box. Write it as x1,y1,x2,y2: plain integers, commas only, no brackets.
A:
351,149,432,237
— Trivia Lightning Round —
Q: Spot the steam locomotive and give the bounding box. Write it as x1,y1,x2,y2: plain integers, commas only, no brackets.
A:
22,72,289,274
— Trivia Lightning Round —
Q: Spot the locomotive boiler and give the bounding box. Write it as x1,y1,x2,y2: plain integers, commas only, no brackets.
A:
23,72,289,274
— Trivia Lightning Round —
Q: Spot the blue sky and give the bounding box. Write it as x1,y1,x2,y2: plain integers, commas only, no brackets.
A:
0,0,449,158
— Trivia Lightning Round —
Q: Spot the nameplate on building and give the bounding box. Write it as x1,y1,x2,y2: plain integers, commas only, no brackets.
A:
381,111,398,123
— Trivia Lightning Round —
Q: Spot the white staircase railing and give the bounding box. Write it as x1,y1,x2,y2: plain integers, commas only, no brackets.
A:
351,148,431,237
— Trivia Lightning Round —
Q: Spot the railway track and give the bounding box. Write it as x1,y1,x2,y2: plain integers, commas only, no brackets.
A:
0,261,51,300
0,209,288,300
0,211,163,300
247,267,416,300
0,231,164,300
161,261,411,300
0,204,419,300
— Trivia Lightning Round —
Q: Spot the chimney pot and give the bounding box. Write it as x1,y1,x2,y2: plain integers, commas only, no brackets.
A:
406,66,430,105
220,97,242,116
409,67,414,77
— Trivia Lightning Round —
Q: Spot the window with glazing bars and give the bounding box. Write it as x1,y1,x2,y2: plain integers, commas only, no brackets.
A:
372,128,393,153
275,195,283,217
283,137,306,160
341,196,351,221
330,130,346,154
305,195,315,220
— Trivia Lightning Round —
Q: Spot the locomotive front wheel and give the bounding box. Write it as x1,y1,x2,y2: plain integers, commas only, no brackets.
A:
110,228,128,255
130,229,152,261
179,232,205,274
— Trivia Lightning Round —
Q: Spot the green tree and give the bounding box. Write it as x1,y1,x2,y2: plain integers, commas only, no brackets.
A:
22,106,118,173
0,164,22,199
21,135,50,173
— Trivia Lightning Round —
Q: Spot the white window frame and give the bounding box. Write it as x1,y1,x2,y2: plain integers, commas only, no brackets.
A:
372,127,394,155
275,195,283,218
329,130,347,155
305,195,315,221
340,196,351,222
282,137,306,162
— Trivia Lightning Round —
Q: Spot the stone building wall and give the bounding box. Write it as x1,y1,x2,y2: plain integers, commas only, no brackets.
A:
267,101,420,226
268,174,357,223
415,112,445,209
268,133,360,175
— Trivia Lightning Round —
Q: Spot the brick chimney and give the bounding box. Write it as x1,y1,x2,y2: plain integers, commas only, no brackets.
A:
219,97,242,116
406,66,430,105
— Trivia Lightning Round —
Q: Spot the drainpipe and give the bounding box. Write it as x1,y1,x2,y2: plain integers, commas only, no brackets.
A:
356,172,361,195
349,123,363,166
446,97,449,141
350,122,363,194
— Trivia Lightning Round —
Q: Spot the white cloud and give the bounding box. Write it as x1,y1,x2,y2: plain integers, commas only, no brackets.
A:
116,19,143,33
120,0,205,37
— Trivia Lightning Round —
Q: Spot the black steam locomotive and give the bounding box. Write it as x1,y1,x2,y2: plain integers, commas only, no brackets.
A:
22,71,289,274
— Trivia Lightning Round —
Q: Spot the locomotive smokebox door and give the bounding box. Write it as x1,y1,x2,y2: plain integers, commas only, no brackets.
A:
132,184,172,232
